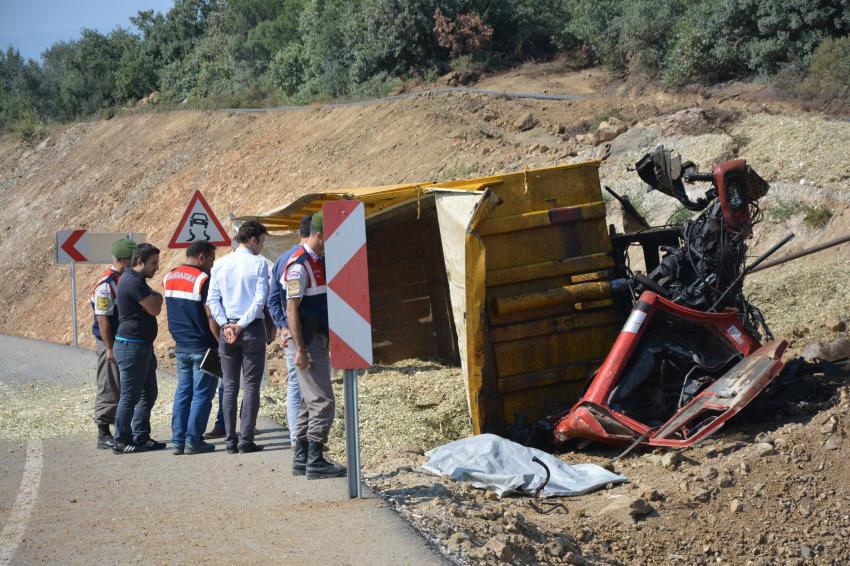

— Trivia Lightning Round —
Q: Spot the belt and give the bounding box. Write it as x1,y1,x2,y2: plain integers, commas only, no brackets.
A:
115,336,146,344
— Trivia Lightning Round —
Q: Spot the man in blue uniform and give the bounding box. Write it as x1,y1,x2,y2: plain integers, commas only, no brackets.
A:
163,240,219,455
268,215,311,437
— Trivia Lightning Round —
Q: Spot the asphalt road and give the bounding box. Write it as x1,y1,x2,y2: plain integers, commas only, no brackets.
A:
0,336,443,565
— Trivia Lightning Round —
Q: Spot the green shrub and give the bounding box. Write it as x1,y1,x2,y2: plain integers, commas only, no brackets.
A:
799,36,850,100
268,44,305,96
14,109,46,142
801,204,832,229
767,200,833,229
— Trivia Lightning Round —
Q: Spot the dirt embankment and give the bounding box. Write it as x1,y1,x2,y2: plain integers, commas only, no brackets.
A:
1,63,848,356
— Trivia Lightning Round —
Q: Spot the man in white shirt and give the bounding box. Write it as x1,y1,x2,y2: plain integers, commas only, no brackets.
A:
207,220,270,454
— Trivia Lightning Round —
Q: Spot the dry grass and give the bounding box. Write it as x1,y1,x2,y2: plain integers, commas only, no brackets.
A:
262,358,472,465
0,376,178,441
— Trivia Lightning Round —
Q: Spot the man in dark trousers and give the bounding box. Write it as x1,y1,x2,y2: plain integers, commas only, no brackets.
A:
113,243,167,454
267,214,311,436
90,238,136,449
207,220,270,454
163,240,219,455
286,212,346,479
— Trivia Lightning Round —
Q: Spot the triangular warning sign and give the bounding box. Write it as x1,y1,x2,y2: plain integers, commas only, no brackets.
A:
168,191,232,249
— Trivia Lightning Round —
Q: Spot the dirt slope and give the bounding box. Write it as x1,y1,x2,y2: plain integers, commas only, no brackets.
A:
1,63,848,355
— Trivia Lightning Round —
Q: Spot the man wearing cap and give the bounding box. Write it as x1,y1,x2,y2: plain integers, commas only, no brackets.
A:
286,212,346,479
267,214,311,438
90,238,136,449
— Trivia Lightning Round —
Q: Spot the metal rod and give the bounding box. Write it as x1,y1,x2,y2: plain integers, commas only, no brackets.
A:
709,233,795,312
749,233,850,274
344,369,362,498
70,262,78,348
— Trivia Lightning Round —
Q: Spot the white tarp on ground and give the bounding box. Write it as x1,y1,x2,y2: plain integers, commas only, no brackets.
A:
423,434,627,498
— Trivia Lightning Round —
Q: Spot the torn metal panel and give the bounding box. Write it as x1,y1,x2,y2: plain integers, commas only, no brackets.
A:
554,291,787,448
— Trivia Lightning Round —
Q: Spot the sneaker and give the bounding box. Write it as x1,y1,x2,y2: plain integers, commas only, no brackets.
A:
238,441,264,454
226,442,239,454
203,426,226,439
137,438,167,451
172,443,185,455
185,440,216,455
113,440,145,454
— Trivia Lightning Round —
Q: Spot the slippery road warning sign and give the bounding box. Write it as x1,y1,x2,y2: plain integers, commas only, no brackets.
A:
168,191,232,249
324,200,373,368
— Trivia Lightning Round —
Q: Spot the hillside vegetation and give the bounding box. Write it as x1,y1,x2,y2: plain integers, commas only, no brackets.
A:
2,0,849,141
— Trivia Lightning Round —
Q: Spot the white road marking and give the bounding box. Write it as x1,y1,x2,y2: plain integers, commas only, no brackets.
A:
0,441,44,565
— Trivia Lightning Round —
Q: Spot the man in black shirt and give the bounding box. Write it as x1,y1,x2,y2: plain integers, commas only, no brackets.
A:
113,243,166,454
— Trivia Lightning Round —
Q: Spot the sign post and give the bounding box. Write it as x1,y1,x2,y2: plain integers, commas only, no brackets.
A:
56,230,145,347
323,201,372,499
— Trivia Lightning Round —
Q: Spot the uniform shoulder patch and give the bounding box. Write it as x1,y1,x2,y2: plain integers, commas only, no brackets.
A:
96,296,110,311
287,278,302,296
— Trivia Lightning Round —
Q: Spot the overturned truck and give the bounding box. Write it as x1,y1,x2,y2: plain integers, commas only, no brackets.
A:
243,151,786,449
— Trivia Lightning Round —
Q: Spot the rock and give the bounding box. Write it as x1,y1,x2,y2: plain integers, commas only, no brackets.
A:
441,70,479,86
429,483,450,497
821,417,838,434
755,442,777,457
824,436,842,451
827,318,846,333
661,451,682,468
691,488,712,503
608,127,661,157
477,121,501,139
484,536,513,562
800,337,850,362
148,90,161,105
718,472,735,488
575,133,595,146
545,539,566,558
515,112,536,131
639,487,665,502
395,443,424,456
601,496,654,524
594,117,628,145
730,499,744,513
755,432,774,445
801,546,813,560
481,505,503,520
485,490,499,502
447,531,471,547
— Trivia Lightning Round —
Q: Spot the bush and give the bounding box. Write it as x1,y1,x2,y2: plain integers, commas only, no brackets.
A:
798,36,850,100
434,8,493,59
664,0,850,85
14,109,46,142
268,44,306,97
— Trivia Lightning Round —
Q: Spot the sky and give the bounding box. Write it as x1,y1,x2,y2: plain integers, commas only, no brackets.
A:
0,0,175,61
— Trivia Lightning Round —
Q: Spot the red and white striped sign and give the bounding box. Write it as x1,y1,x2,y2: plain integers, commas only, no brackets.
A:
324,201,373,369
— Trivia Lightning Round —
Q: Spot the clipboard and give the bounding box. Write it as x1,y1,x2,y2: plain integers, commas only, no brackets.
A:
200,348,223,379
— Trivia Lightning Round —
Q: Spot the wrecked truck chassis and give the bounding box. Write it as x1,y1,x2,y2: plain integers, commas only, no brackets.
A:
554,291,787,448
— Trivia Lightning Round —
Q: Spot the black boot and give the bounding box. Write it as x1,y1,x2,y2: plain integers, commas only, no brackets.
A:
292,439,308,476
306,441,346,480
96,424,114,450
